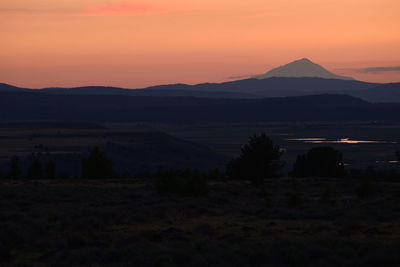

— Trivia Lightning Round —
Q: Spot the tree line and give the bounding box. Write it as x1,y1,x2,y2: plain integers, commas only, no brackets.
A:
0,134,399,182
0,147,117,180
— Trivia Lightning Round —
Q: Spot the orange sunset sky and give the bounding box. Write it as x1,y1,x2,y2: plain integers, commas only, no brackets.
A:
1,0,400,88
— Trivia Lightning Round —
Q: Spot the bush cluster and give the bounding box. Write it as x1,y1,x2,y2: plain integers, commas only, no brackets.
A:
1,157,56,180
81,147,118,179
226,133,283,185
290,146,346,177
154,168,209,197
0,147,117,180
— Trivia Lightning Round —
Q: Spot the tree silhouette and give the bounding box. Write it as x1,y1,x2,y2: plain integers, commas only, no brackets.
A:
290,146,345,177
27,159,43,179
81,147,117,179
44,160,56,179
226,133,283,185
5,157,22,179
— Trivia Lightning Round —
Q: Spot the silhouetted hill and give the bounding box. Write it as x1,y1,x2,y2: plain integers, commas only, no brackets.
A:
0,92,398,123
0,122,105,129
133,88,257,98
41,85,257,98
0,83,29,92
185,77,376,96
349,83,400,103
41,86,131,95
3,76,399,102
143,77,399,101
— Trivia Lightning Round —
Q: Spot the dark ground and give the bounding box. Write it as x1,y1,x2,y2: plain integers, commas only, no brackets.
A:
1,177,399,266
0,121,399,266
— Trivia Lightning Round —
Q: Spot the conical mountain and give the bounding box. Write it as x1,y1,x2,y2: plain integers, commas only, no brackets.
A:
253,58,354,80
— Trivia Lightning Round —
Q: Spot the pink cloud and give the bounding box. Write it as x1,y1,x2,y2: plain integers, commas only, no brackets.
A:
82,2,170,16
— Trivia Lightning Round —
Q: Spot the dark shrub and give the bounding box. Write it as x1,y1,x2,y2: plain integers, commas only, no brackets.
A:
287,192,303,208
0,241,11,262
58,171,71,179
81,147,118,179
44,160,57,179
320,184,335,205
226,133,283,185
133,171,152,179
5,157,22,179
27,159,43,179
351,166,400,183
208,168,223,180
290,146,345,177
356,169,377,199
286,177,303,208
120,170,133,179
154,168,209,197
377,169,400,182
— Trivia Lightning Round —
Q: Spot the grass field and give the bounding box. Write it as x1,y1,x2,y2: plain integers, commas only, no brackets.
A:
0,121,399,266
0,177,399,266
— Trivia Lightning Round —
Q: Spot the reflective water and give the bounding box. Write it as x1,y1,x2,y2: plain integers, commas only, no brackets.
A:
287,138,386,144
376,160,400,164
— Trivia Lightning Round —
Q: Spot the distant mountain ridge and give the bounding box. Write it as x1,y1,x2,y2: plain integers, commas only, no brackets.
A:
253,58,354,80
2,77,399,102
1,58,399,102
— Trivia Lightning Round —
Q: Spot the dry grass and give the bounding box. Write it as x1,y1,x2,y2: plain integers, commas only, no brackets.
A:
1,177,399,266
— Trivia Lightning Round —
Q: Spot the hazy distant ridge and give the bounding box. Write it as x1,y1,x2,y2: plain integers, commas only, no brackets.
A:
1,58,399,102
2,77,399,102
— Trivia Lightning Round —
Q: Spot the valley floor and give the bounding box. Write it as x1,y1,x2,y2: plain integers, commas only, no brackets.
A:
1,177,399,266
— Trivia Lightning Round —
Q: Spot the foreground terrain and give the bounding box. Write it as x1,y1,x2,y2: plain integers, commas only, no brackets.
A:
1,178,399,266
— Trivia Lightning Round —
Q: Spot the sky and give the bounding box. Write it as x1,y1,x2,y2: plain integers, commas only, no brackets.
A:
1,0,400,88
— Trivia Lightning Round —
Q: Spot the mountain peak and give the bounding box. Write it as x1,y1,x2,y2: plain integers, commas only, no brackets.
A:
253,58,354,80
297,58,312,63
